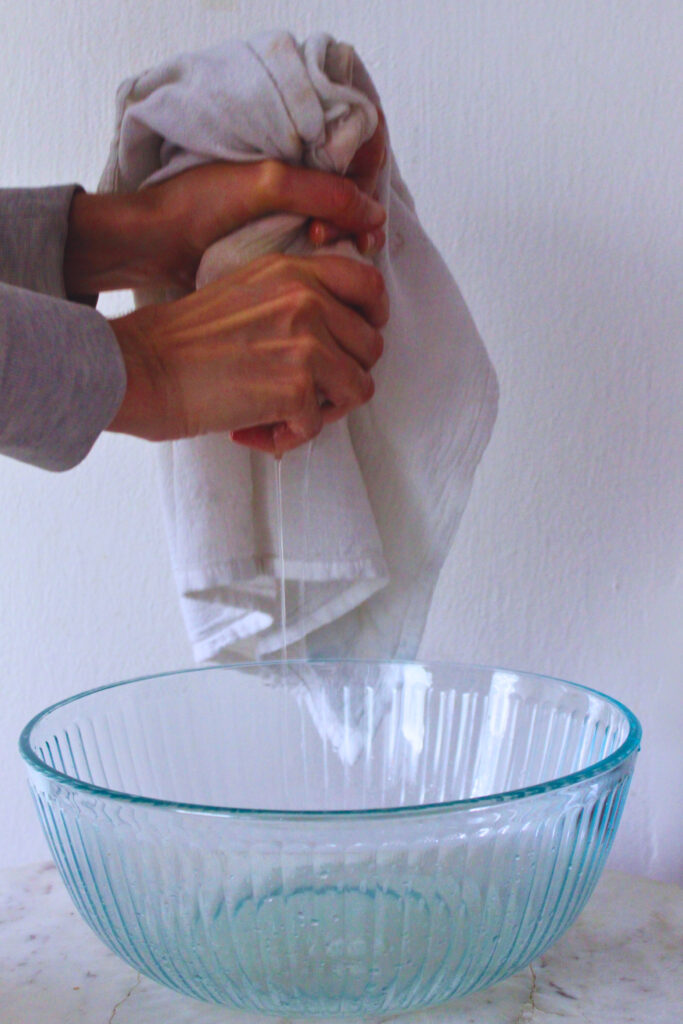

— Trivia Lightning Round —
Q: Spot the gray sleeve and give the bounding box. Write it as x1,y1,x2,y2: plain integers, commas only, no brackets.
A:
0,283,126,470
0,185,85,299
0,186,127,471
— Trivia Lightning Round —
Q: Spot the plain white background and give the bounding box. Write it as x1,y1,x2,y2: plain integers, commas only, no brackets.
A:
0,1,680,881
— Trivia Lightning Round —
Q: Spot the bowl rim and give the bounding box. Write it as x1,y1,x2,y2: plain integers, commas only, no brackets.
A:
19,659,642,821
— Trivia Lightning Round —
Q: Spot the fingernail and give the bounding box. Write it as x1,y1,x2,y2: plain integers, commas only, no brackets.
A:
359,229,386,256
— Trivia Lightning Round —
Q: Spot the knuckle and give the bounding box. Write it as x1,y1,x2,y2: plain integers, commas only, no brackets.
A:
257,159,287,201
294,332,320,366
287,280,314,304
286,284,321,323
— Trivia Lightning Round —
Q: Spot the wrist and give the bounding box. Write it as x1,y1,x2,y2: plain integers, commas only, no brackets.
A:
107,307,169,441
63,189,163,296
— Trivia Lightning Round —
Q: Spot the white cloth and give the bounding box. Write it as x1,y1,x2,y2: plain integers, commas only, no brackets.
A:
100,31,499,671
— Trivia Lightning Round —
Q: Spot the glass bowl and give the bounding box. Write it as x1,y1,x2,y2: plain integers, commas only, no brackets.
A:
19,661,640,1016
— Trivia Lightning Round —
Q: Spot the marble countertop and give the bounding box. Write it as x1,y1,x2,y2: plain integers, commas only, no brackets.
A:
0,862,680,1024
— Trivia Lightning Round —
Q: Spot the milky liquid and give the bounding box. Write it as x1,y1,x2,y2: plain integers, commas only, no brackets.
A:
274,456,288,660
273,442,315,661
300,439,315,659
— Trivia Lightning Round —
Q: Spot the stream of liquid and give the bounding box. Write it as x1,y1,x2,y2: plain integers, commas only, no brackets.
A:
273,442,315,662
275,456,288,660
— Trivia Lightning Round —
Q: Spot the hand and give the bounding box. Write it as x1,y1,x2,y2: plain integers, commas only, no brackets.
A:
309,108,387,252
64,161,386,297
107,253,388,456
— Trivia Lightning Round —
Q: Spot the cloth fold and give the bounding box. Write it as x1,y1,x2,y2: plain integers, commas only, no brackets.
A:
100,31,498,677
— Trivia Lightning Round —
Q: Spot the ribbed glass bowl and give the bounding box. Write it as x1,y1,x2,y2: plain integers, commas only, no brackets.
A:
20,661,640,1016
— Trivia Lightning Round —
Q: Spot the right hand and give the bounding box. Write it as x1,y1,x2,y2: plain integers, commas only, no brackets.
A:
108,252,388,456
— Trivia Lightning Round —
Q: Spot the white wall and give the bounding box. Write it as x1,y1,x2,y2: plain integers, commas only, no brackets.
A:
1,1,680,881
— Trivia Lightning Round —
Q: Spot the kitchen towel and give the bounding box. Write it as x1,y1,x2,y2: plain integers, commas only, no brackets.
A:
100,31,499,674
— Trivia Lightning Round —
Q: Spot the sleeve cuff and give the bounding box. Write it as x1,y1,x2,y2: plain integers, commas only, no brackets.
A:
0,184,88,302
0,283,126,471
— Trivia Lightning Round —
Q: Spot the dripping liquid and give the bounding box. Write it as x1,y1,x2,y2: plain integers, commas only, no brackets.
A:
300,438,314,659
274,441,315,662
275,456,288,660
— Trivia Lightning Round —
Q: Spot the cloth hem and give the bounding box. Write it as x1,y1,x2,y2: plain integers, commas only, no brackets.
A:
190,575,388,662
175,552,389,595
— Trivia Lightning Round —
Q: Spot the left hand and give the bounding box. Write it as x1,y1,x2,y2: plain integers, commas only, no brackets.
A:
308,107,387,252
64,156,386,297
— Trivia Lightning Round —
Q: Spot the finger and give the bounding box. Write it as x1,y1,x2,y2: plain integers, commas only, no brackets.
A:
356,228,386,256
308,220,343,247
198,269,383,372
231,423,314,457
308,221,386,255
231,425,278,453
257,160,386,233
323,365,375,414
347,109,387,196
284,384,325,447
231,396,324,455
308,339,376,415
260,373,371,455
231,358,376,455
230,252,389,329
305,255,389,328
310,292,384,371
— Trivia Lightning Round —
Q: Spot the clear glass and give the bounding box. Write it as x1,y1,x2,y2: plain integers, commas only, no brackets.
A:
20,661,640,1016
